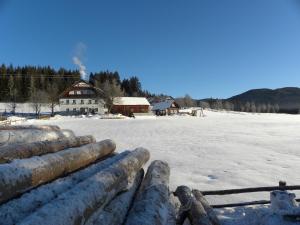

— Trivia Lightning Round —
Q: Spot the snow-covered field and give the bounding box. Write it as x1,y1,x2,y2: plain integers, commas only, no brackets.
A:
21,110,300,224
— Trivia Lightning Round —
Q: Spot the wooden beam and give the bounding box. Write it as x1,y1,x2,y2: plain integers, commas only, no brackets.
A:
201,185,300,196
211,198,300,209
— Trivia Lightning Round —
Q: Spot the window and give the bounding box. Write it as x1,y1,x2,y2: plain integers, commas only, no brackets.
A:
73,100,76,104
66,100,69,105
69,91,75,95
60,100,64,104
95,100,98,104
88,100,92,104
81,100,84,104
73,108,76,112
94,108,98,112
66,108,69,112
76,91,81,95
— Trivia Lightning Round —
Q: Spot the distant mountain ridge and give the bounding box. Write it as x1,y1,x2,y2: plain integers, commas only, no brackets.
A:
227,87,300,113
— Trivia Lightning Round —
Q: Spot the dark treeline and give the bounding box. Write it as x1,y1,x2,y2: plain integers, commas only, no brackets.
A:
175,95,283,113
0,64,80,102
198,98,281,113
0,64,153,102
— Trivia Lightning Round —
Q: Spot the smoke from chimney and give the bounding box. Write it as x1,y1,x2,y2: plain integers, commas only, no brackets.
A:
72,56,87,80
72,42,87,80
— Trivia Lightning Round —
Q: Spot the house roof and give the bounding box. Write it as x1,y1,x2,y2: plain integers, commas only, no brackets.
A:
59,80,103,99
151,100,179,110
113,97,150,106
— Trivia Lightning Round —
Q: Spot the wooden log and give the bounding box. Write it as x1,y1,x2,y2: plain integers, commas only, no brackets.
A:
0,129,75,144
18,148,150,225
192,190,221,225
0,139,116,204
0,151,130,225
174,186,212,225
125,160,175,225
0,135,96,163
0,125,61,131
86,169,144,225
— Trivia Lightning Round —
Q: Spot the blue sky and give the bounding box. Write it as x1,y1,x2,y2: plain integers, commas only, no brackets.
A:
1,0,300,98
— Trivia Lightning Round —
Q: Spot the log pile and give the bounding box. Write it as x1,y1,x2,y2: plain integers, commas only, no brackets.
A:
0,125,177,225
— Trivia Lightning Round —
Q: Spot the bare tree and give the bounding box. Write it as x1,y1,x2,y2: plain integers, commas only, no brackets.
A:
6,75,18,114
30,90,48,117
46,83,59,116
250,102,256,113
97,80,124,113
223,101,234,111
274,104,280,113
199,101,210,109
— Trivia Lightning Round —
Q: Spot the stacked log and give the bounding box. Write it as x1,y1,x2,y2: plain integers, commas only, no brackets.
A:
0,139,116,203
0,125,61,131
0,128,75,144
125,160,176,225
0,135,96,163
85,169,145,225
18,148,150,225
192,190,220,225
174,186,221,225
0,151,130,225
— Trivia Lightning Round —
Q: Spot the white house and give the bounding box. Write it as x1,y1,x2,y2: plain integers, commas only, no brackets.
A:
59,80,106,114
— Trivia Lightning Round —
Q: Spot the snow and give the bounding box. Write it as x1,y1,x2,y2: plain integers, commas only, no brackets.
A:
18,110,300,223
152,100,174,111
113,97,150,106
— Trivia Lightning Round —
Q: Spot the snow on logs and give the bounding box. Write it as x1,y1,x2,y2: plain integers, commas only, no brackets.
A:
0,135,96,163
18,148,150,225
0,139,116,204
0,125,61,131
0,151,131,225
0,128,75,144
125,160,176,225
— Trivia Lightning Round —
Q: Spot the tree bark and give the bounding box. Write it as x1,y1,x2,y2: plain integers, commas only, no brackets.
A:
174,186,212,225
18,148,150,225
125,160,175,225
0,135,96,163
0,129,75,144
0,139,116,204
86,169,144,225
192,190,220,225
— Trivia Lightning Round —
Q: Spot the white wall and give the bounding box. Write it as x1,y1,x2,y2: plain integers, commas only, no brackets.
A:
59,98,106,114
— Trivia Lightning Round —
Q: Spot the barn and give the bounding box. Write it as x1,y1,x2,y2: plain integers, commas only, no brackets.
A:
111,97,150,116
151,100,180,116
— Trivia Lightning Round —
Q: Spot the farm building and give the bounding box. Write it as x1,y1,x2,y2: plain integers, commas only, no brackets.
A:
59,80,106,114
151,100,180,116
111,97,150,116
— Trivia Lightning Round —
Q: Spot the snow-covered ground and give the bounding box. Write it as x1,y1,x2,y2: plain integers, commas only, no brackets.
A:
21,110,300,224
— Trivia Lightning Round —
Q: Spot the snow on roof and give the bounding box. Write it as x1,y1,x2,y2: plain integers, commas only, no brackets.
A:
151,100,174,111
113,97,150,106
